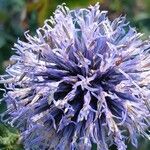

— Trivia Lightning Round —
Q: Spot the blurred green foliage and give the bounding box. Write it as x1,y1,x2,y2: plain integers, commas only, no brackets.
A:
0,0,150,149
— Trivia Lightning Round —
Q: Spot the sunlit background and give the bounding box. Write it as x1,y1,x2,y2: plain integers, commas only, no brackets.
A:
0,0,150,149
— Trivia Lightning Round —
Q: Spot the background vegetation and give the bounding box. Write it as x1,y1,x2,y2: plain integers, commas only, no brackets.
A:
0,0,150,149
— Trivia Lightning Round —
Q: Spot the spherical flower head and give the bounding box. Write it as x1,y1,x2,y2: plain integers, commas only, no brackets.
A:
0,3,150,150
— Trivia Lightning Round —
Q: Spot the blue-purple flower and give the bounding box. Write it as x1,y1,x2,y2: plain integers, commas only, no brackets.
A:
0,3,150,150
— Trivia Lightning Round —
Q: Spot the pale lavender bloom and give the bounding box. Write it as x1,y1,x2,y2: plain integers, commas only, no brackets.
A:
0,3,150,150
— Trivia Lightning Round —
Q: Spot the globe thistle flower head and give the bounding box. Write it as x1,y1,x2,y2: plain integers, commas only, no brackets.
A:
0,3,150,150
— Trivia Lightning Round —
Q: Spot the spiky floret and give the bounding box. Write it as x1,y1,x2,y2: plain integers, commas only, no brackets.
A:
0,3,150,150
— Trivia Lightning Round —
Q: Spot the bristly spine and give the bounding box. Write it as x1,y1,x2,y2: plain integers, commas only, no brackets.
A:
0,3,150,150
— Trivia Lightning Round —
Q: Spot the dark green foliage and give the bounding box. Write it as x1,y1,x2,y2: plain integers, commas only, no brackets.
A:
0,123,23,150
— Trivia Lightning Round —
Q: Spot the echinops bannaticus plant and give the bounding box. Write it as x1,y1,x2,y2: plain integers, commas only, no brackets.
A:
0,3,150,150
